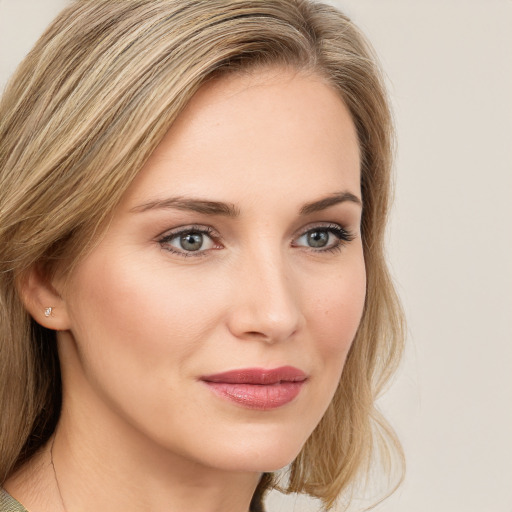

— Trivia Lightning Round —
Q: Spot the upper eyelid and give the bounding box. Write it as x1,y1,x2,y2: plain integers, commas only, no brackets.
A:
157,224,354,259
157,226,220,257
157,222,353,239
294,221,352,236
157,224,220,240
292,223,356,250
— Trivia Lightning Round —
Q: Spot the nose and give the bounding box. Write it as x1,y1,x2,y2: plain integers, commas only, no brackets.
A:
226,249,303,344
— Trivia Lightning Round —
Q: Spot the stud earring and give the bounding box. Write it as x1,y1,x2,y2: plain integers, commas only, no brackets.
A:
44,307,53,317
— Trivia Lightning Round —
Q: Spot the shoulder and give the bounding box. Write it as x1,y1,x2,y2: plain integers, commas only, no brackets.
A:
0,489,29,512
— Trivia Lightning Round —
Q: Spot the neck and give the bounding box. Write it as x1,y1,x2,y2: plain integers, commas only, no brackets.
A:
49,406,261,512
34,331,265,512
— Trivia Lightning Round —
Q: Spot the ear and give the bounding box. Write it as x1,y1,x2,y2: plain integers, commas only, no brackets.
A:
17,264,72,331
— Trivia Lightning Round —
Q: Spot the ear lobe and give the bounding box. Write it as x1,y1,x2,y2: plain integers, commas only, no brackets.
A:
17,265,71,331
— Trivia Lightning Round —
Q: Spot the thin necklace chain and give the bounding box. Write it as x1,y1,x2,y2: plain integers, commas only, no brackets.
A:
49,435,255,512
50,435,68,512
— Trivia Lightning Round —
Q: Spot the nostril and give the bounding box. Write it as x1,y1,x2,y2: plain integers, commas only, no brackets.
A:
245,331,274,344
225,273,302,343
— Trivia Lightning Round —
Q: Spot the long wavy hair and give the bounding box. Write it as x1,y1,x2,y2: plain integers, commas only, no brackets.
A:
0,0,404,509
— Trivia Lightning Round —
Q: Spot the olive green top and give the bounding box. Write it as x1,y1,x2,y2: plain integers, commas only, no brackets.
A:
0,486,265,511
0,489,28,512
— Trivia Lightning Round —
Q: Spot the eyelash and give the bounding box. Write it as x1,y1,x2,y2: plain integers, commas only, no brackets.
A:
158,225,220,258
294,224,356,254
157,223,355,257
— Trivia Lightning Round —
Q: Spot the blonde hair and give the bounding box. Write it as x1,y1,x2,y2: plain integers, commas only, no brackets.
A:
0,0,404,509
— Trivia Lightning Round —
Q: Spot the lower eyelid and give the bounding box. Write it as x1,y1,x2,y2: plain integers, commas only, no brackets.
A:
157,224,355,256
157,226,222,255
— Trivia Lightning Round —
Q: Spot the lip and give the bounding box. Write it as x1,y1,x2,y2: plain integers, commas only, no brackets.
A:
200,366,307,410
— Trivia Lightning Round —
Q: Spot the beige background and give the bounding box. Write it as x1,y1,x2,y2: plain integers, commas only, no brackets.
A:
1,1,511,511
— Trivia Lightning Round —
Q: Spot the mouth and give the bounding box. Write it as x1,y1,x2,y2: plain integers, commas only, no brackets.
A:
200,366,307,410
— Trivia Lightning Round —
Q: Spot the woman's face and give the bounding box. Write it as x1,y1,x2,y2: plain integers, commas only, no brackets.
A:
57,67,366,473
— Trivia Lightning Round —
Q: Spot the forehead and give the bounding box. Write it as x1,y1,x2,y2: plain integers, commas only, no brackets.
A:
121,66,361,209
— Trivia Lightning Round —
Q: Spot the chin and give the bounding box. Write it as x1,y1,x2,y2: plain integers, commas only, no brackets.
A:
212,452,300,474
194,427,310,474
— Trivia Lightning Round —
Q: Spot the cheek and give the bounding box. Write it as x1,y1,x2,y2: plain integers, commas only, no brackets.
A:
306,258,366,362
284,254,366,447
61,251,225,434
66,250,226,371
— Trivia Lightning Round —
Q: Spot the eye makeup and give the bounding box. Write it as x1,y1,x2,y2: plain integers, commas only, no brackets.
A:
293,223,355,254
157,221,355,258
158,225,221,257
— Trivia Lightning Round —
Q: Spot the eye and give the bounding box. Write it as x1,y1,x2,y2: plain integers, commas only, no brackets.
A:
293,224,355,252
159,226,219,256
304,230,331,248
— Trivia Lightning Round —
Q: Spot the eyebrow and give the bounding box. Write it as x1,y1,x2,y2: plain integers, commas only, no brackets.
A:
299,191,362,215
131,191,361,217
131,197,240,216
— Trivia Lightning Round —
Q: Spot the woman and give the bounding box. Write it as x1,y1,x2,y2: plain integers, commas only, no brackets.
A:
0,1,404,511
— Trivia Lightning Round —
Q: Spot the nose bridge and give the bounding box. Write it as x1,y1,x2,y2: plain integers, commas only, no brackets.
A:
228,241,302,342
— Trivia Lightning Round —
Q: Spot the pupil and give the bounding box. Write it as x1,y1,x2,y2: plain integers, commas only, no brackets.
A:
181,233,203,251
307,230,328,248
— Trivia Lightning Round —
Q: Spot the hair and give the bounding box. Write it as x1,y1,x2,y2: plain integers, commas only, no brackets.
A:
0,0,405,510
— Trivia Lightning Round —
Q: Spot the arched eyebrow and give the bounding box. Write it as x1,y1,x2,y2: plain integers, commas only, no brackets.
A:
299,191,362,215
130,191,361,217
130,197,240,217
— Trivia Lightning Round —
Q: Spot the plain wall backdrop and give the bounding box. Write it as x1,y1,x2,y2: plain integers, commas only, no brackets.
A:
1,1,511,511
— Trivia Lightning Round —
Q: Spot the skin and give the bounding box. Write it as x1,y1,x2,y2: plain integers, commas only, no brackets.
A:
8,67,366,512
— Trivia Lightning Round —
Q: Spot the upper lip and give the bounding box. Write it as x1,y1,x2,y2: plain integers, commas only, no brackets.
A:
201,366,307,385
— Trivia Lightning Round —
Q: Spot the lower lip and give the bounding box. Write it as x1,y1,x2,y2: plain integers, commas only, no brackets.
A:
203,381,305,410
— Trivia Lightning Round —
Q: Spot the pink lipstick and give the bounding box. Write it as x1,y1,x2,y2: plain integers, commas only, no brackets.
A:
200,366,307,410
